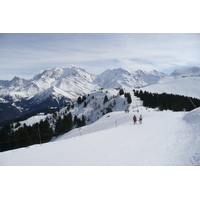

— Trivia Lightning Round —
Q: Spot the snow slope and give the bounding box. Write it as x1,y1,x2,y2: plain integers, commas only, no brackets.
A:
171,66,200,78
141,67,200,99
1,107,200,166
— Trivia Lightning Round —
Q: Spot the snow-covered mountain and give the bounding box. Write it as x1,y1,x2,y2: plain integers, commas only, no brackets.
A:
0,66,167,100
0,66,167,101
94,68,167,89
0,66,97,100
0,65,167,125
0,66,98,125
140,66,200,99
171,66,200,78
2,65,200,126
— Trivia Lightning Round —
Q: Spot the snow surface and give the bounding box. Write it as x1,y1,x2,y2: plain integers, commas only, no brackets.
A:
171,66,200,78
1,107,200,166
141,75,200,99
18,115,47,127
140,66,200,99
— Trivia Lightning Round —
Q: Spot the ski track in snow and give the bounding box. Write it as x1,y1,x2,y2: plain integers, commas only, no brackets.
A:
1,107,200,166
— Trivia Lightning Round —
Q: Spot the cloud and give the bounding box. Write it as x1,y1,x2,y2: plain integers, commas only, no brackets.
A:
0,33,200,79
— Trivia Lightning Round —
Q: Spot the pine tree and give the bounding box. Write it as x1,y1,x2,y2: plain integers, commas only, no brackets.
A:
106,106,112,114
81,115,86,127
126,92,132,104
64,112,73,132
74,115,78,127
13,127,33,149
77,97,82,104
77,118,82,128
38,119,53,143
82,95,86,102
119,89,124,95
103,95,108,104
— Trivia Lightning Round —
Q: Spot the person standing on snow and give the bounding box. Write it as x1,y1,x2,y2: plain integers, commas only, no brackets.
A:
139,115,143,124
133,115,137,124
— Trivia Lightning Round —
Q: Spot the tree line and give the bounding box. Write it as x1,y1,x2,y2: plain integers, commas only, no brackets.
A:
0,112,86,152
119,89,132,104
133,90,200,111
0,90,132,152
0,94,92,152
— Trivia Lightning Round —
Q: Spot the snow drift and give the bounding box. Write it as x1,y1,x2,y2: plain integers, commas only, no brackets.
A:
183,107,200,124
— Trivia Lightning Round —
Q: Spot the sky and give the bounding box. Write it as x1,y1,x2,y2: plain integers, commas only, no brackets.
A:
0,33,200,80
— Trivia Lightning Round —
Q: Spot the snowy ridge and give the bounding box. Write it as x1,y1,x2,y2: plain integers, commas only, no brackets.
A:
140,67,200,99
11,88,139,131
171,66,200,78
94,68,167,89
65,88,141,125
0,66,167,100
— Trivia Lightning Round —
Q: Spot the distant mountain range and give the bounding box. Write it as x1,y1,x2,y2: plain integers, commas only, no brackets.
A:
1,65,200,125
0,66,167,99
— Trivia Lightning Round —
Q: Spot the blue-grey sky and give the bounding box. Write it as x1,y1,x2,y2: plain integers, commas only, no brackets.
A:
0,33,200,80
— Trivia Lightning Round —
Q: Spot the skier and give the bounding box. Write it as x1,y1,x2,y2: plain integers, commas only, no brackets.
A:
133,115,137,124
139,115,143,124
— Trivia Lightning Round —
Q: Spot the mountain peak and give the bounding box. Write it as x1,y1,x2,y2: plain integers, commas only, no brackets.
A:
94,68,166,89
9,76,26,88
32,65,83,81
54,65,78,71
11,76,21,81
